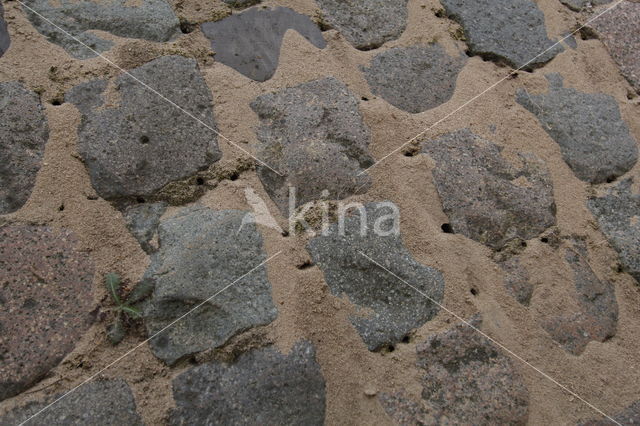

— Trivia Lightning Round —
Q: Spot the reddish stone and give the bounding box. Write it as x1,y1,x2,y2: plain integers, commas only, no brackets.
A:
591,1,640,94
0,225,95,401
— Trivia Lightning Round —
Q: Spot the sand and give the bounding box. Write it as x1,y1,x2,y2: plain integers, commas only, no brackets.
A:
0,0,639,424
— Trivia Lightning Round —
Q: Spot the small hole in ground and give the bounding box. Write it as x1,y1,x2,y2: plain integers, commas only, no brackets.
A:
401,335,410,344
521,241,527,248
196,177,204,185
139,135,150,144
606,175,616,183
470,287,478,296
229,172,239,181
540,237,549,243
136,197,145,204
51,99,63,106
387,344,395,353
441,223,453,233
297,261,313,270
58,204,65,212
361,96,369,101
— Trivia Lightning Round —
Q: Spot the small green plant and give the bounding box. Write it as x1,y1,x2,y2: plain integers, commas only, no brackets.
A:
105,273,154,345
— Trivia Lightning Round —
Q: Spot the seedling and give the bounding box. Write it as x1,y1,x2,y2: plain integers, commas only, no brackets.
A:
105,273,154,345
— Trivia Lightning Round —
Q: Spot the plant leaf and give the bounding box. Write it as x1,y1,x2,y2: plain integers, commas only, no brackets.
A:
107,315,125,345
105,273,122,306
126,279,155,304
121,304,142,318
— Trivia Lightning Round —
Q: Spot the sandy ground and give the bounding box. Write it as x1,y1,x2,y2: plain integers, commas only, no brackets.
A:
1,0,639,424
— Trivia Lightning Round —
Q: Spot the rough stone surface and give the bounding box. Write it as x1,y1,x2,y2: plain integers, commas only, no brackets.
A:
421,129,556,251
517,73,638,184
316,0,408,50
590,1,640,94
0,379,143,425
440,0,563,69
251,77,374,215
307,202,444,351
380,316,529,424
170,341,326,425
500,257,533,305
222,0,261,8
580,400,640,425
587,179,640,284
541,240,618,355
123,201,167,253
201,7,326,82
66,56,221,204
0,3,9,57
0,225,94,401
561,0,613,11
0,82,49,214
143,206,277,365
362,44,466,113
22,0,180,59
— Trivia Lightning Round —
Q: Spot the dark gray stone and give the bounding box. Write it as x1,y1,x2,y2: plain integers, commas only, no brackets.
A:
421,129,556,250
0,225,94,402
123,202,167,253
316,0,408,50
517,73,638,184
169,341,325,425
587,179,640,284
440,0,563,69
201,7,326,82
22,0,180,59
143,206,277,365
380,316,529,424
561,0,613,11
222,0,262,9
580,400,640,426
541,240,618,355
0,82,49,214
0,3,9,57
589,1,640,94
362,44,466,113
0,379,143,425
251,77,373,215
500,257,533,305
66,56,221,204
307,202,444,351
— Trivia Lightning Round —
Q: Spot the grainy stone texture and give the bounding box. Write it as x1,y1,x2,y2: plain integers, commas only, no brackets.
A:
170,341,326,425
561,0,613,11
517,73,638,184
143,206,277,365
421,129,556,250
500,257,533,305
440,0,563,69
362,44,466,113
251,77,374,215
222,0,261,8
22,0,180,59
541,240,618,355
316,0,408,50
587,179,640,284
380,316,529,424
307,202,444,351
0,82,49,214
66,56,221,205
0,3,9,57
0,225,94,402
123,202,167,253
580,400,640,425
202,7,325,82
0,379,143,425
590,1,640,94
